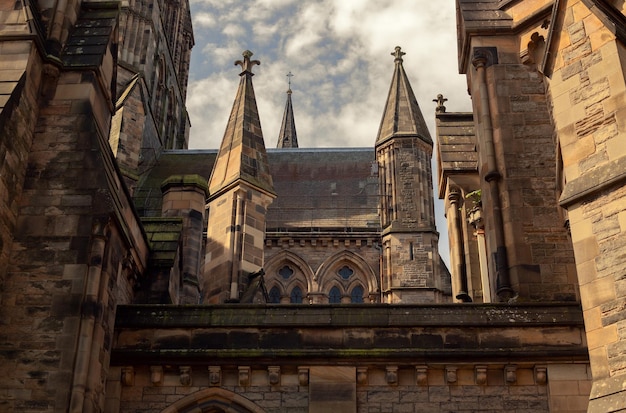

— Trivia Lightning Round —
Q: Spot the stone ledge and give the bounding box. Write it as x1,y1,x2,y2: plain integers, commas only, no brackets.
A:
113,304,587,366
112,346,589,366
588,373,626,413
559,155,626,207
115,303,584,328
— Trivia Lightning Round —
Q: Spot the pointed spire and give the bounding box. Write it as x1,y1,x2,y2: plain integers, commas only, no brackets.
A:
277,72,298,148
208,50,275,199
375,46,432,146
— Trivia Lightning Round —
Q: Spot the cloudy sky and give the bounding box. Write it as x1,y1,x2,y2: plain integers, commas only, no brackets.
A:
185,0,474,265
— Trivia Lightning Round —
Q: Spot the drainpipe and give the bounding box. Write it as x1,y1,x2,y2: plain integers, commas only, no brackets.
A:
472,50,515,301
69,218,108,413
448,188,472,302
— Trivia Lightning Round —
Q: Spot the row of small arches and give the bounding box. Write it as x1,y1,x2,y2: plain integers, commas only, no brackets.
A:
268,285,365,304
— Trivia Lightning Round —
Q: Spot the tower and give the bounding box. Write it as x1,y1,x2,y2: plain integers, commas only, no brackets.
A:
203,51,276,303
376,47,445,303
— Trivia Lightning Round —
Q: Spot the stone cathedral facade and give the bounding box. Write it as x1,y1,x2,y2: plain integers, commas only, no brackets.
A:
0,0,624,412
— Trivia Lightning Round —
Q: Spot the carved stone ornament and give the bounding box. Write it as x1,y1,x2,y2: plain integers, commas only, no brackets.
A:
475,366,488,385
386,366,398,385
356,367,368,385
445,366,458,384
505,365,517,384
179,366,192,386
208,366,221,386
268,366,280,386
298,367,309,386
121,367,134,386
415,366,428,386
535,366,547,384
150,366,163,385
238,366,251,387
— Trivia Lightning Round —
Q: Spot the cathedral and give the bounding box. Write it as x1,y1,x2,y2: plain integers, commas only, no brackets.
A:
0,0,625,412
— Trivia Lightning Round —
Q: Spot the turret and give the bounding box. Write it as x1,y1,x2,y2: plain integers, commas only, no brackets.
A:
202,50,276,303
375,47,448,303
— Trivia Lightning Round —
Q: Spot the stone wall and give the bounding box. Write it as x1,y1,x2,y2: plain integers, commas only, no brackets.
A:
112,364,569,413
264,234,381,303
0,41,41,309
545,0,626,409
111,304,591,413
466,45,578,301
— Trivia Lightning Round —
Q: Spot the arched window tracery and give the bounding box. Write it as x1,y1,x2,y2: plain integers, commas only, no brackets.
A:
350,285,364,303
290,286,303,304
329,286,342,303
268,286,281,304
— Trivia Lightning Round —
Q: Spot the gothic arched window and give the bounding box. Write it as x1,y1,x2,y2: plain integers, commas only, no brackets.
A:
350,285,364,303
268,286,281,304
329,286,341,304
290,286,303,304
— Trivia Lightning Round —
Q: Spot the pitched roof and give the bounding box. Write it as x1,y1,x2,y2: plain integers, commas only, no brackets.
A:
435,111,478,198
276,89,298,148
375,47,432,146
134,148,381,232
207,50,275,199
266,148,380,231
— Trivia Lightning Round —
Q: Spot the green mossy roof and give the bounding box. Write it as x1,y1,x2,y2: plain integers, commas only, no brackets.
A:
142,217,183,266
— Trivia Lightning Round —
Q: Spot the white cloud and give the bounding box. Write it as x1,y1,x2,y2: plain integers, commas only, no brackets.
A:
222,22,246,38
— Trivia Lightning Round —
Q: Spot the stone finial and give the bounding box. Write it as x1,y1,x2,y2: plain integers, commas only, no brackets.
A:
287,71,294,94
392,46,406,63
434,94,448,113
235,50,260,75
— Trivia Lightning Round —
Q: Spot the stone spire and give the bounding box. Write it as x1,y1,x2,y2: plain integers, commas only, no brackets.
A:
203,51,276,304
375,46,432,146
276,72,298,148
208,50,275,199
